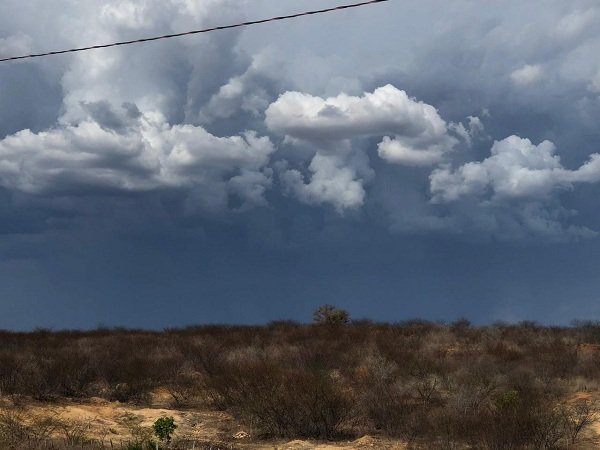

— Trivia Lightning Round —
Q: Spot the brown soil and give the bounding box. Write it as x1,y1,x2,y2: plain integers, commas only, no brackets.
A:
1,394,598,449
0,396,410,449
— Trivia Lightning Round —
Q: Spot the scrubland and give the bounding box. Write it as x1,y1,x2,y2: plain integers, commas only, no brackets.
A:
2,318,600,449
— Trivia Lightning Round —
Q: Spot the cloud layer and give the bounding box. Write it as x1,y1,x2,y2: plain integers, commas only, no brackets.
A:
4,0,600,327
2,0,599,240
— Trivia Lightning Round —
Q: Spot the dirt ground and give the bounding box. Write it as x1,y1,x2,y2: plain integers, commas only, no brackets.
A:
1,394,409,449
2,394,600,449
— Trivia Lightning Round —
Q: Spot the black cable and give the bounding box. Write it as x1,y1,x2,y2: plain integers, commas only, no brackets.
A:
0,0,390,63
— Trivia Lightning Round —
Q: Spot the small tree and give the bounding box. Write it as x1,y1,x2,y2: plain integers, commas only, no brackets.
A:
312,304,350,325
152,416,177,448
562,399,599,445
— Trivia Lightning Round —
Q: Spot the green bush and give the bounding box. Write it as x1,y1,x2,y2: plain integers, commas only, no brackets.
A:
153,416,177,444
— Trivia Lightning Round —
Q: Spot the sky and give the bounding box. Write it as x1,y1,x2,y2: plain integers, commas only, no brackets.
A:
2,0,600,329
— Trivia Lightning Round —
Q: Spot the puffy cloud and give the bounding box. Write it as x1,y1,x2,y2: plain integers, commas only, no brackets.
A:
7,0,600,327
568,153,600,183
377,136,446,166
431,136,561,202
0,0,280,217
2,0,600,241
0,105,274,212
280,153,367,213
424,135,600,240
266,85,453,150
430,135,600,203
266,85,457,211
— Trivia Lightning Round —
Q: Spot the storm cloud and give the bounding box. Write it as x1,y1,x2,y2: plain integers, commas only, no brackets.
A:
2,0,600,328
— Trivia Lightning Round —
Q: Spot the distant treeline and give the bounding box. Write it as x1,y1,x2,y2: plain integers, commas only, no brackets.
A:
2,318,600,448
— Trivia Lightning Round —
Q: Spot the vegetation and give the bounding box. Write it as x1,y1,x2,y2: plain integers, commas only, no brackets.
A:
1,312,600,448
312,304,350,325
152,416,177,447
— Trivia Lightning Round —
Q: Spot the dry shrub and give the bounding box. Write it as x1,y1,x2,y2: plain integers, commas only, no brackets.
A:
206,357,352,439
1,321,600,446
165,368,203,407
58,419,93,446
0,408,61,448
117,412,154,449
561,398,600,445
354,354,416,439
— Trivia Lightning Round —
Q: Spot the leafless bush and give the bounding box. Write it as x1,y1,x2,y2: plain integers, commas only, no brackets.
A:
117,412,154,448
560,398,599,445
58,419,93,446
206,357,352,439
0,321,599,446
0,408,61,448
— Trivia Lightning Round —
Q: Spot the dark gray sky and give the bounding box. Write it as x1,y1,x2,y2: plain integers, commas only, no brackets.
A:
2,0,600,329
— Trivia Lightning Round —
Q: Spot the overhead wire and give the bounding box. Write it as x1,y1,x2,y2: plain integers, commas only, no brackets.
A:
0,0,390,63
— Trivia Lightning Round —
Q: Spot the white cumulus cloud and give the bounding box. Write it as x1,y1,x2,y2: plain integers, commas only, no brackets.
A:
266,85,457,211
280,153,367,213
430,135,600,203
0,106,274,212
266,85,455,164
424,135,600,239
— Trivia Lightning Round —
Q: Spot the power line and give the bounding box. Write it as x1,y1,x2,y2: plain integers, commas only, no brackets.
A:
0,0,390,63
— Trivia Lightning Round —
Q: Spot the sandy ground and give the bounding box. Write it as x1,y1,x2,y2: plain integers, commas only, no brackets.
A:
1,395,409,449
1,394,599,449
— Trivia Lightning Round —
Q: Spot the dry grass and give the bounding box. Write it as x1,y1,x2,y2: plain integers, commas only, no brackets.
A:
2,321,600,448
